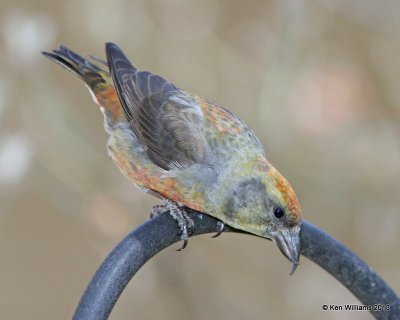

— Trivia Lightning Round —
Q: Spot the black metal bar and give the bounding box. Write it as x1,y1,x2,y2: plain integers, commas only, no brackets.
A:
73,210,400,320
300,222,400,319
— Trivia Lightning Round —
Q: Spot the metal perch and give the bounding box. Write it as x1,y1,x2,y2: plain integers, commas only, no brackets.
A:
73,209,400,320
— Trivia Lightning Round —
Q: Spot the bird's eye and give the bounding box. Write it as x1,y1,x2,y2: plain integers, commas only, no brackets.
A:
273,207,285,219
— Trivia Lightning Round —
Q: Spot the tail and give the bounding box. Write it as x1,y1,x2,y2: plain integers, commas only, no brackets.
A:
42,45,110,92
43,45,126,124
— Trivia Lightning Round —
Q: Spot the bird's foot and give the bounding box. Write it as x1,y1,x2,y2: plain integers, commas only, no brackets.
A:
166,200,194,251
212,221,225,238
150,200,194,250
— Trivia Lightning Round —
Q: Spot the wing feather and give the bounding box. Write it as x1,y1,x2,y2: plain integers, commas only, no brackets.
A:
106,42,209,171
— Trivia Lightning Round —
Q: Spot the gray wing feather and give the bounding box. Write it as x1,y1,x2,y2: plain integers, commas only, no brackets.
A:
106,42,208,171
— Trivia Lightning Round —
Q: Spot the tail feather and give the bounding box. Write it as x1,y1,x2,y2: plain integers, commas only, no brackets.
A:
42,45,109,91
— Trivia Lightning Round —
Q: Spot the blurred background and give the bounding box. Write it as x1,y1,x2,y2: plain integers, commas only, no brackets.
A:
0,0,399,319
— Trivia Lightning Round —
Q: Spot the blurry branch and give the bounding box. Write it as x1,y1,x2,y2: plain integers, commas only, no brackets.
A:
73,209,400,320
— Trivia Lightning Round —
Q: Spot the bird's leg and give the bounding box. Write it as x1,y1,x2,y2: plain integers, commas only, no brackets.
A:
211,221,225,238
150,198,194,250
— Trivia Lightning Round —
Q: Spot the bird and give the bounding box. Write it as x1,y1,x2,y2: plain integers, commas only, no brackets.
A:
42,43,302,274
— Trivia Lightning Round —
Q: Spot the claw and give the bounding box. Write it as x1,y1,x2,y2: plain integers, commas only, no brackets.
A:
212,221,225,238
176,238,188,251
290,261,299,276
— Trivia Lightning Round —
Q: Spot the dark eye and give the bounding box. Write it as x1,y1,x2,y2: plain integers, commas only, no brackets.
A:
273,207,285,219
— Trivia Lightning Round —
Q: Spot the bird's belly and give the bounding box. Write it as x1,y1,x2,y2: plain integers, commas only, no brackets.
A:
106,126,207,213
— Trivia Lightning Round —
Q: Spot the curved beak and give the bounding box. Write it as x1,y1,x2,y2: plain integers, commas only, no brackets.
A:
272,227,301,275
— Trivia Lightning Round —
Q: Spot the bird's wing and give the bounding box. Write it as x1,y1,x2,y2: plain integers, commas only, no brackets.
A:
106,42,210,171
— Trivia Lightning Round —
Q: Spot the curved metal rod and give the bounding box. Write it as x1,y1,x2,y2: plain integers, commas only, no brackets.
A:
73,210,400,320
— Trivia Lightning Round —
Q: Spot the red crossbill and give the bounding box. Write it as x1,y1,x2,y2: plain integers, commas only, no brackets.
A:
43,43,302,274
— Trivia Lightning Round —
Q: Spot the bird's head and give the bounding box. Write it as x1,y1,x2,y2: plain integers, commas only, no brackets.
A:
226,166,302,274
